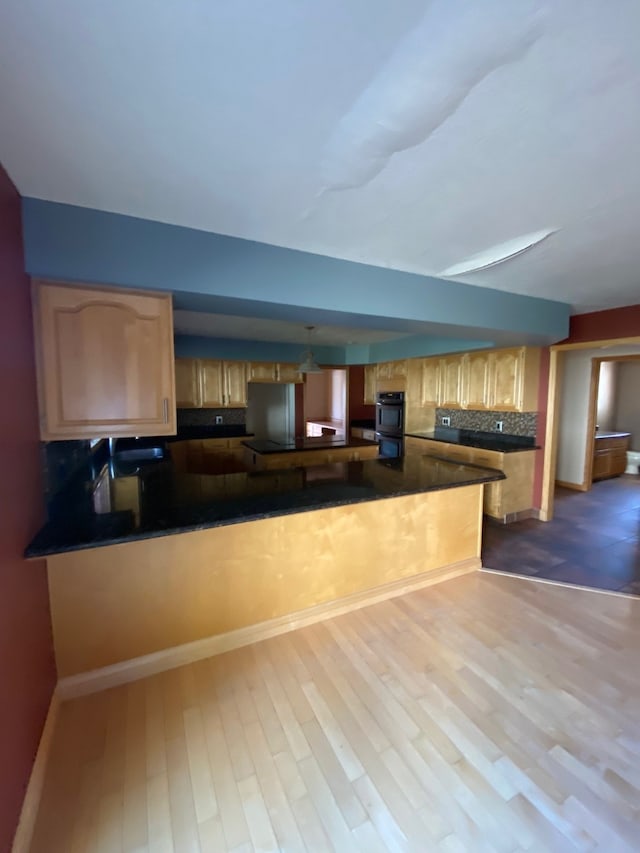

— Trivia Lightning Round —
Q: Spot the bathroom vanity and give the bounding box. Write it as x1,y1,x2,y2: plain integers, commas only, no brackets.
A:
592,432,630,481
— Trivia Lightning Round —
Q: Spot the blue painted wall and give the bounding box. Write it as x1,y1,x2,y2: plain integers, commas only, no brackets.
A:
21,198,571,361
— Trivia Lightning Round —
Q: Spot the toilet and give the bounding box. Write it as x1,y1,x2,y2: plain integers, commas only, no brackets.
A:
626,450,640,475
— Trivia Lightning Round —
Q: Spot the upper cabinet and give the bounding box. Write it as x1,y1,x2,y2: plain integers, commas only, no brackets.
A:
363,364,377,404
176,358,248,408
175,358,200,408
248,362,303,383
33,280,176,440
438,356,464,409
490,347,535,412
409,346,541,413
376,359,407,392
462,351,493,411
248,362,277,382
276,362,304,383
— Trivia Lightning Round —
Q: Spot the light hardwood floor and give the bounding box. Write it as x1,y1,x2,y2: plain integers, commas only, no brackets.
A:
29,572,640,852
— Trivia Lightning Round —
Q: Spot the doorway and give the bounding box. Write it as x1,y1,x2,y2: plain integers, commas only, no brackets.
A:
303,369,347,437
540,337,640,520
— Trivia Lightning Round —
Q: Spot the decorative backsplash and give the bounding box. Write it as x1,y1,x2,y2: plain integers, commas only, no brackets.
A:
177,408,247,427
436,408,538,437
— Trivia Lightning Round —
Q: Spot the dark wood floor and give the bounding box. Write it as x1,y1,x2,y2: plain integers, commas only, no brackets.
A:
482,474,640,595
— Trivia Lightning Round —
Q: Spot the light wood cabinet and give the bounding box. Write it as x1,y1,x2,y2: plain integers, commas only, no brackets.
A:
376,359,407,392
438,356,463,409
276,362,304,383
592,435,629,481
405,436,536,522
248,361,303,383
462,351,492,410
491,348,524,412
248,362,277,382
33,280,176,440
175,358,248,408
173,437,249,474
200,360,247,407
175,358,200,408
364,364,377,404
405,347,540,413
244,442,380,471
420,358,441,407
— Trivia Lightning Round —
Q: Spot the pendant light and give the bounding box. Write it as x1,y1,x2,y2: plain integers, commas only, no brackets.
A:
297,325,323,374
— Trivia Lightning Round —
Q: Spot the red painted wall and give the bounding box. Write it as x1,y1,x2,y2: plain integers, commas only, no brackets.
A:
562,305,640,343
0,164,56,850
348,365,375,423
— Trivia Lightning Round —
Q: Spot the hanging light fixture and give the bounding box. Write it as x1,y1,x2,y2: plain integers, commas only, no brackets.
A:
297,325,323,374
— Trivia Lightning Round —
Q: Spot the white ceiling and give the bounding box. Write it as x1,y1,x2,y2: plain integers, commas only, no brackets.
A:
2,0,640,314
173,310,412,345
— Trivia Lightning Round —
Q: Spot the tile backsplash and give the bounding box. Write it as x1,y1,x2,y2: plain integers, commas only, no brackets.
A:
177,408,247,427
436,408,538,437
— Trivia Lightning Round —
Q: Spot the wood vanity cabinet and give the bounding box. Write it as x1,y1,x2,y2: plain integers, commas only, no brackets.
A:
592,435,630,481
33,280,176,439
175,358,247,408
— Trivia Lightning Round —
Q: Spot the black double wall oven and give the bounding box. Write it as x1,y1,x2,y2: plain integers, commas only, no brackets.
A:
375,391,405,458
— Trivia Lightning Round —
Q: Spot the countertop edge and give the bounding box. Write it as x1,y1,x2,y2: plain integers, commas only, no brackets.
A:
26,463,505,559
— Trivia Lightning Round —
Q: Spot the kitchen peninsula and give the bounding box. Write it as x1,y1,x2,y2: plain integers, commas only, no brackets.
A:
27,446,503,686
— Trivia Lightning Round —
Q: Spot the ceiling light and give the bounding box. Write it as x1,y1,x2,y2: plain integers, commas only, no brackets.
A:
297,326,323,374
439,229,557,277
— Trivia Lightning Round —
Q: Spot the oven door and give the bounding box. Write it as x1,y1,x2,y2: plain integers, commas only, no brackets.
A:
376,432,404,458
375,403,404,436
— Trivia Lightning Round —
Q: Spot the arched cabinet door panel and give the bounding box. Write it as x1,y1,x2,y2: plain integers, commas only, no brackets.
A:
33,280,176,439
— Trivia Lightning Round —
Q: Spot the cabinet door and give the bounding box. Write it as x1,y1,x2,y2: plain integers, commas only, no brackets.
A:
248,362,277,382
199,360,225,407
34,280,175,439
224,361,248,407
463,351,492,410
438,356,463,409
491,348,524,411
364,364,377,404
421,358,441,407
175,358,200,408
277,362,303,383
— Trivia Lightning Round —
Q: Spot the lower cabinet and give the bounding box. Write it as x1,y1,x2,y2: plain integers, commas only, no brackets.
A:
405,436,536,522
592,435,630,481
244,443,380,470
171,437,249,474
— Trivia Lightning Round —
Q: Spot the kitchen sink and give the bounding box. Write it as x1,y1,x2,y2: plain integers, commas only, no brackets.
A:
113,446,165,462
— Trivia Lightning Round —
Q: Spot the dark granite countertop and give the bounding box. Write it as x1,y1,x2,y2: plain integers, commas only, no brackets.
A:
243,435,376,454
170,425,251,440
25,451,504,558
350,418,376,430
406,427,539,453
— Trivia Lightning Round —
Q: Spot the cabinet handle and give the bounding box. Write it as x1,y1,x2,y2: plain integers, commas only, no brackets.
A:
163,398,169,423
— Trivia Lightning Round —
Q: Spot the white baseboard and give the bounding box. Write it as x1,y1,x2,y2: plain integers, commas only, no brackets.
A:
11,692,60,853
57,558,480,700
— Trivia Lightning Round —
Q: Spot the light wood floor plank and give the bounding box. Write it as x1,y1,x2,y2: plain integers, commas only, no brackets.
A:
28,572,640,852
